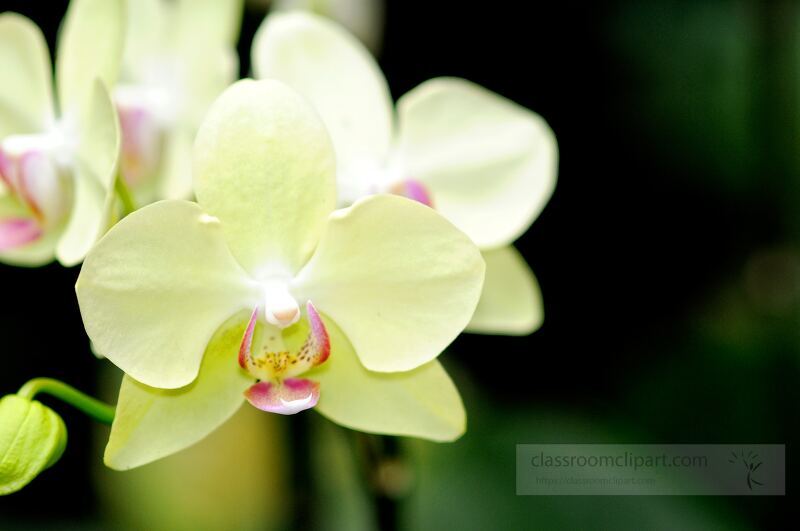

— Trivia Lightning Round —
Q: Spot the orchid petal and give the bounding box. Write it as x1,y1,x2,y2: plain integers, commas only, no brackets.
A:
76,200,256,389
193,79,336,276
182,49,240,132
309,315,465,441
466,246,544,335
124,0,241,131
0,194,58,266
253,12,393,179
0,218,41,251
56,80,120,266
17,151,66,223
272,0,386,53
105,312,255,470
397,77,558,249
0,13,54,137
121,0,167,75
244,379,320,415
174,0,244,52
57,0,125,115
294,194,485,372
157,130,194,200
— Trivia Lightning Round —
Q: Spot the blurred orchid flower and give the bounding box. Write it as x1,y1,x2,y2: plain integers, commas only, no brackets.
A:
114,0,243,203
0,0,124,266
76,80,485,469
253,12,558,336
270,0,385,53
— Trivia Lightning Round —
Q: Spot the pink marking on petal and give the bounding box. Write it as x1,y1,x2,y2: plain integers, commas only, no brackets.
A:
0,148,12,188
17,151,48,219
118,105,161,186
238,307,259,369
305,301,330,365
244,378,320,415
0,218,42,250
390,179,434,208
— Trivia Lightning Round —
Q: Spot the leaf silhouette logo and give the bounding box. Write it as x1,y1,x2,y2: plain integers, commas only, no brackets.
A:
728,450,764,490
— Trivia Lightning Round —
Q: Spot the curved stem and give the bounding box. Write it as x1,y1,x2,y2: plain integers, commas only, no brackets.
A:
115,175,137,217
17,378,115,425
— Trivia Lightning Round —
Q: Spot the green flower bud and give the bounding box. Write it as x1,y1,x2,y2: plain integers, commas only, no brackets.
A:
0,395,67,495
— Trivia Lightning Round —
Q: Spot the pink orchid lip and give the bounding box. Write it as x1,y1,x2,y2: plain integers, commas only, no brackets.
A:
390,179,434,208
0,149,12,188
244,378,320,415
238,301,331,415
0,218,42,251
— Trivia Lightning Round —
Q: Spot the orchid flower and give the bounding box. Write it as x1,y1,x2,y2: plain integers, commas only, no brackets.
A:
0,0,124,266
76,79,485,469
253,12,558,335
114,0,242,203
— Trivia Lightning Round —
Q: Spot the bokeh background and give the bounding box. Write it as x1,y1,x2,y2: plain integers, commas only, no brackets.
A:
0,0,795,529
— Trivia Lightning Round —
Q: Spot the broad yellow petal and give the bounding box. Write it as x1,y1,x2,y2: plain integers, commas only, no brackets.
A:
310,316,466,441
0,13,54,137
253,12,393,182
77,200,256,389
174,0,244,52
105,312,254,470
398,78,558,249
294,194,485,372
193,79,336,277
57,0,125,114
56,80,120,266
466,246,544,335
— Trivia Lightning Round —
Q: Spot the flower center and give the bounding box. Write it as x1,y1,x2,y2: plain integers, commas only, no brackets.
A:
337,159,434,208
238,303,331,415
261,279,301,328
336,158,400,206
114,57,186,187
0,127,75,228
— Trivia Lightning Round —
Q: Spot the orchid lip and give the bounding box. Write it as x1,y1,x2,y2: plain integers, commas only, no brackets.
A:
0,218,42,251
244,379,320,415
239,301,331,381
238,301,331,415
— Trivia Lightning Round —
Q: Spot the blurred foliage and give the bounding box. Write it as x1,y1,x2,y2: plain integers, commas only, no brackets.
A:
608,0,760,192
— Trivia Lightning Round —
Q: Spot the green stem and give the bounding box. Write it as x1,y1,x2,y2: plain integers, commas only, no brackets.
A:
17,378,115,425
115,175,137,217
